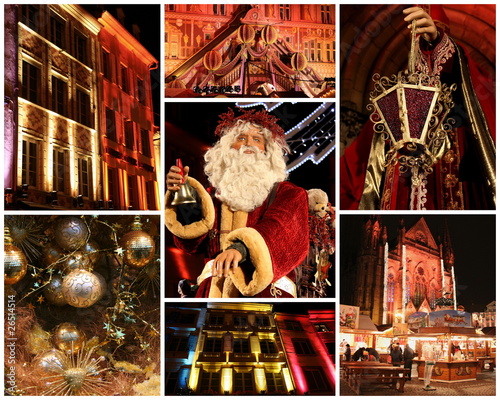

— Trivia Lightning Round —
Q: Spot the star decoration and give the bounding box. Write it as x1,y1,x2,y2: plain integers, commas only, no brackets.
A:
36,295,45,304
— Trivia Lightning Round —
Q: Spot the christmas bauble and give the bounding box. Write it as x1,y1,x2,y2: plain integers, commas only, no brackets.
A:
120,218,155,268
41,241,64,266
62,269,105,308
53,217,89,251
62,251,91,274
33,349,68,374
4,243,28,285
53,322,85,353
43,275,67,306
83,240,101,264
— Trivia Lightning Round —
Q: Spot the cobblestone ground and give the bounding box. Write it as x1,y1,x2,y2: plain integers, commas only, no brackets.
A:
340,369,496,396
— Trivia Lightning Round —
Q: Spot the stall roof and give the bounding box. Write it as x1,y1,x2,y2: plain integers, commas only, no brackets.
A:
358,314,378,331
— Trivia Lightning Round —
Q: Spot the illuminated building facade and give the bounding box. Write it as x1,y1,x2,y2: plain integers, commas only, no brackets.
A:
343,216,457,326
275,309,335,395
4,4,159,210
98,11,159,210
165,4,335,97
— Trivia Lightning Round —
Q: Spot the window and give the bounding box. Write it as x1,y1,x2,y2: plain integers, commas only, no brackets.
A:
314,323,330,332
74,30,88,65
326,43,332,63
140,129,152,157
260,340,277,354
321,5,332,24
124,120,134,149
166,336,189,352
136,76,146,105
209,315,224,327
166,311,196,324
78,157,92,198
50,11,65,48
21,139,38,187
52,148,67,193
21,5,39,31
303,368,330,393
284,320,303,331
145,181,156,210
213,5,226,15
292,339,315,355
279,5,291,21
265,372,285,392
204,338,222,353
165,371,179,395
234,316,248,328
76,89,91,127
166,5,176,12
199,370,220,394
52,76,67,116
102,48,112,81
127,175,138,209
255,315,270,327
234,371,253,392
121,65,129,94
233,339,250,354
22,61,41,105
105,108,116,141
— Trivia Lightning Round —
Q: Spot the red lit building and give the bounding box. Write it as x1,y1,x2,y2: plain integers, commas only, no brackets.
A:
275,308,335,395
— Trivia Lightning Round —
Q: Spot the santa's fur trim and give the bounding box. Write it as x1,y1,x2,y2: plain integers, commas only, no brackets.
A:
164,177,215,239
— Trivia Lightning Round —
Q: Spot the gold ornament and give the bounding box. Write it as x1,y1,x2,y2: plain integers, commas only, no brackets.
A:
119,216,155,268
53,217,89,251
41,241,64,266
4,226,28,285
43,275,67,306
33,349,68,375
83,240,101,264
62,269,105,308
62,251,91,274
53,323,85,353
26,324,52,355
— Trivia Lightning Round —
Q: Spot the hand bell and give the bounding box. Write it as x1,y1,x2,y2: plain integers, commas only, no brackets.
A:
170,159,197,205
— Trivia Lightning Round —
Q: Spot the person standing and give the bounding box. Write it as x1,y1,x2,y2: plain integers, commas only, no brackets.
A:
403,343,415,380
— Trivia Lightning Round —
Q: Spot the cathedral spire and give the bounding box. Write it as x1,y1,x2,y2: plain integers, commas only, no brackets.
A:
441,218,455,271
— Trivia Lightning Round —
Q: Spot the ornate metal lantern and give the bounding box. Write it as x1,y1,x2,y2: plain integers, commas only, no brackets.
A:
368,21,456,208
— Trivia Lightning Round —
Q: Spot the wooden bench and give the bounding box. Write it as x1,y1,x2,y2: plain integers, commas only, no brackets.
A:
477,357,496,371
341,361,391,380
346,365,409,395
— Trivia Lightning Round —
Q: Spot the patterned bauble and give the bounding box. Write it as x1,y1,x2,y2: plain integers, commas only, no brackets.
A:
82,240,101,264
53,217,89,251
41,241,64,266
62,251,91,274
62,269,105,308
33,349,68,375
53,322,85,353
43,275,67,306
4,227,28,285
119,216,155,268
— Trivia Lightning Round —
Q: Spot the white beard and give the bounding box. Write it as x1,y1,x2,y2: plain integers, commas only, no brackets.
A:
205,146,283,212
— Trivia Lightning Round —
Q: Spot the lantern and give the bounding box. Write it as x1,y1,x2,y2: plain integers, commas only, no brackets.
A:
291,52,308,72
237,25,255,44
203,50,222,72
261,25,278,46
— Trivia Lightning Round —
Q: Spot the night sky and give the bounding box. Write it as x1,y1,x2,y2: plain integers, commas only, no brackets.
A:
340,214,496,313
81,4,161,126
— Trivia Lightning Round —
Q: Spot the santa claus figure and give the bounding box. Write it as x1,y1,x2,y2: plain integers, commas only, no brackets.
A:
165,108,309,298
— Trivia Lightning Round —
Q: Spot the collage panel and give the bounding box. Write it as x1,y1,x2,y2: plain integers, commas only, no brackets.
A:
165,4,335,99
339,214,496,395
164,101,335,300
165,301,335,395
338,4,495,211
4,4,161,212
4,214,161,395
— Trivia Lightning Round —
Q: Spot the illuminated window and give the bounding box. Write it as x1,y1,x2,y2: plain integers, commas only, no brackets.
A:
165,371,179,394
21,5,39,31
321,5,332,24
279,5,291,20
50,11,65,48
199,370,220,394
255,315,270,327
102,49,112,81
78,157,92,198
213,5,226,15
204,338,222,353
303,368,330,393
105,108,117,141
22,61,41,105
121,65,129,94
260,340,277,354
166,336,189,352
52,76,67,116
265,372,285,392
124,120,135,149
233,371,253,393
233,338,250,354
141,128,152,157
74,30,88,65
21,138,38,187
284,320,303,331
292,338,315,355
233,316,248,328
145,181,156,210
52,148,67,193
76,89,91,127
166,5,176,11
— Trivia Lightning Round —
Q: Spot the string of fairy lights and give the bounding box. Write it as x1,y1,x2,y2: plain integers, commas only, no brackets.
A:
236,102,336,172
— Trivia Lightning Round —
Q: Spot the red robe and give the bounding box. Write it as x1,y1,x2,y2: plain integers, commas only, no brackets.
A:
165,178,309,297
